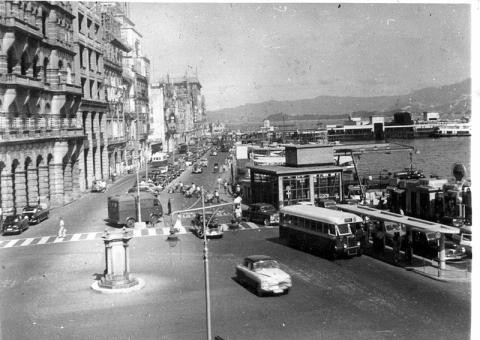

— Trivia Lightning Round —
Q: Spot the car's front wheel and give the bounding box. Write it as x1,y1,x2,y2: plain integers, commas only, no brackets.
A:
263,218,270,226
256,285,264,297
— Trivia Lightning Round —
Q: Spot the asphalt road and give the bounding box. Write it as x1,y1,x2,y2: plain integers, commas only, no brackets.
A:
0,150,471,339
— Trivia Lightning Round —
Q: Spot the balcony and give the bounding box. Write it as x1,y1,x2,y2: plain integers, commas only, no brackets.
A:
0,17,42,39
0,113,84,143
0,74,44,90
107,136,127,145
49,82,83,95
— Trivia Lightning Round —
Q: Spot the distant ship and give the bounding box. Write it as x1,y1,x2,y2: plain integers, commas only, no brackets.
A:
431,123,471,137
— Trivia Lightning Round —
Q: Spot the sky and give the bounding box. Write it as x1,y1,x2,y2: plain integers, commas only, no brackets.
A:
129,2,471,111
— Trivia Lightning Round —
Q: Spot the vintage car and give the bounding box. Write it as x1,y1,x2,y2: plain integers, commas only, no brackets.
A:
192,164,203,174
191,212,223,238
246,203,279,226
22,204,49,224
91,180,107,193
235,255,292,296
412,230,467,261
383,222,406,246
452,231,472,257
199,158,208,167
2,215,29,235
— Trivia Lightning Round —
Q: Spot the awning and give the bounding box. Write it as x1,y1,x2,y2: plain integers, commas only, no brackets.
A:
336,204,459,234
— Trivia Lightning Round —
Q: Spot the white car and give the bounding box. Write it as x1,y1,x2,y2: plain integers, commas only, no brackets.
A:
235,255,292,296
452,232,472,257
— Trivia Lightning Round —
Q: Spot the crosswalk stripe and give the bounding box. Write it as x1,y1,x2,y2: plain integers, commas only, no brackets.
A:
20,238,35,246
86,232,97,240
147,228,156,236
133,229,142,237
37,236,50,245
53,237,65,243
70,234,82,242
245,222,259,229
4,240,19,248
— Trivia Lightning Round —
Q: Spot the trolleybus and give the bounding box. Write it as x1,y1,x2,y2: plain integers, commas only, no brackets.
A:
279,205,363,259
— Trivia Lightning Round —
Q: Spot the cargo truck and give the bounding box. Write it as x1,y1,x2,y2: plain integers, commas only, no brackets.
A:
107,192,163,228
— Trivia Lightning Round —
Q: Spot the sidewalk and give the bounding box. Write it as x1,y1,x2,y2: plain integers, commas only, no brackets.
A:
364,244,471,282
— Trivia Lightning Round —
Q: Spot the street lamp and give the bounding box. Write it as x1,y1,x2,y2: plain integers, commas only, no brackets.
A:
201,187,212,340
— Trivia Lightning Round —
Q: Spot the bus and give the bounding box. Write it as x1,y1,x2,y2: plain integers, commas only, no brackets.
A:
279,205,363,259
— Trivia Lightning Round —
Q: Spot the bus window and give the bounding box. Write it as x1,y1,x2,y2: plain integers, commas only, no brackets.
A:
328,225,336,236
337,224,351,235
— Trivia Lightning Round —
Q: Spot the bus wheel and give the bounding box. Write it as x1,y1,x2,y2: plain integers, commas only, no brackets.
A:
329,249,338,261
126,218,135,228
150,214,159,225
256,285,264,297
263,218,270,226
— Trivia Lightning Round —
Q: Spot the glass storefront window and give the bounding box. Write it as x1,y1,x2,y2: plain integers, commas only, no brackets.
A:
313,172,341,200
283,175,310,205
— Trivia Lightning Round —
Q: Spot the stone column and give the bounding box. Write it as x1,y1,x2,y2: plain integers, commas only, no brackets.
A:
48,163,64,208
72,160,81,199
1,173,14,213
38,165,50,207
49,141,68,207
63,162,73,205
14,169,27,212
309,174,315,205
27,167,39,205
102,146,109,180
278,176,284,209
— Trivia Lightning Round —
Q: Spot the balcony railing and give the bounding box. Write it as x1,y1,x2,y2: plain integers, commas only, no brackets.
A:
0,113,81,133
0,73,44,89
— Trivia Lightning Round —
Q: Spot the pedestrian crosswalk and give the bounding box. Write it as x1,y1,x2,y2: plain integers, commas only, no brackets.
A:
0,222,277,250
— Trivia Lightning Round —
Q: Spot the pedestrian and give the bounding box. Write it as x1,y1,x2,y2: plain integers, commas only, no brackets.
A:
223,181,228,194
214,190,220,203
179,181,183,193
58,217,66,238
167,198,172,215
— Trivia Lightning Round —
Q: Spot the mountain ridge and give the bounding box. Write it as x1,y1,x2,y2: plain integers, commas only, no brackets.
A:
207,79,471,122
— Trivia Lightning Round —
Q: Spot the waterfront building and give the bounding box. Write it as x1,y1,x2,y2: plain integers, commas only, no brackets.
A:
247,145,344,209
0,1,84,212
95,3,132,177
72,2,108,191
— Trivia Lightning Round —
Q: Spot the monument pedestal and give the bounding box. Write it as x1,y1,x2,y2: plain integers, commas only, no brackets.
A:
92,228,143,293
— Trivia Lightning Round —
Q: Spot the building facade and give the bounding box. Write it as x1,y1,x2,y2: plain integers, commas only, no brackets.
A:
96,2,131,177
0,1,150,214
0,1,85,212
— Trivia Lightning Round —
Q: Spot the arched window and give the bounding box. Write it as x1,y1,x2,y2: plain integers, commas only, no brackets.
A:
43,58,49,83
7,49,15,74
20,52,28,75
32,55,39,78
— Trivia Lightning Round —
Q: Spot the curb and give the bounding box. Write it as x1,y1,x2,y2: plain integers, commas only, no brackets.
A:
405,267,471,283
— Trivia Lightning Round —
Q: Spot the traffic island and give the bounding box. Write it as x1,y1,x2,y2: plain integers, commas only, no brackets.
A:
91,228,145,294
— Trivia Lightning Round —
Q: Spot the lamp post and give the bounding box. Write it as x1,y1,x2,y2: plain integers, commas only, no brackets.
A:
202,187,212,340
135,156,142,223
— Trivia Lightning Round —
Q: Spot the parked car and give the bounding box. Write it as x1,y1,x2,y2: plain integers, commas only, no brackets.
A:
199,158,208,167
213,163,219,173
246,203,279,226
210,150,218,156
316,199,337,210
235,255,292,296
22,204,49,224
452,228,472,257
440,216,464,228
192,164,203,174
383,221,406,246
191,213,223,238
2,215,29,235
91,179,107,193
412,230,467,261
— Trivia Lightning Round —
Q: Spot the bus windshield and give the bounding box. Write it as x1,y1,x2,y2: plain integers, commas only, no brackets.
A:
336,224,351,235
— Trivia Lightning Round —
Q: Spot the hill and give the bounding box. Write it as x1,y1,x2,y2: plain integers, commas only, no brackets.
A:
206,79,470,123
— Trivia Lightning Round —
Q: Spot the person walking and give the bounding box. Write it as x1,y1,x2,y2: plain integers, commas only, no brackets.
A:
167,198,172,215
58,217,66,238
214,190,220,203
223,180,228,194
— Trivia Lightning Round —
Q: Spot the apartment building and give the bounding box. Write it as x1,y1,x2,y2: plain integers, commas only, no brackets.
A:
0,1,84,212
